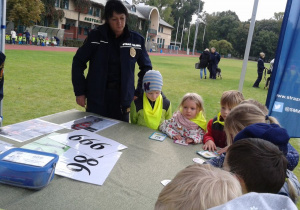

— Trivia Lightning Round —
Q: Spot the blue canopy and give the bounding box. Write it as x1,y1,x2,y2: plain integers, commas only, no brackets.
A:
266,0,300,137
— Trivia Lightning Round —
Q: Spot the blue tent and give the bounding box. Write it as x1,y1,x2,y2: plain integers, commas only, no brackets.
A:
266,0,300,137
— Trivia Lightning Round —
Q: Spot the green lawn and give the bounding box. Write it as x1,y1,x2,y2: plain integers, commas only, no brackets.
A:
3,50,300,206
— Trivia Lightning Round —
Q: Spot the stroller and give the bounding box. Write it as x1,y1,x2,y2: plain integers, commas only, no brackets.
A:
216,67,222,79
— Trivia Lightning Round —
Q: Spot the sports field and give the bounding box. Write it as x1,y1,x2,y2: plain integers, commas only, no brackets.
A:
3,47,300,204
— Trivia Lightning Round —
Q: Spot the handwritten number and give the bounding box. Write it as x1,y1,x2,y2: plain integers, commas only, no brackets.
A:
90,143,109,150
69,136,111,150
69,135,86,140
67,163,91,175
67,155,99,175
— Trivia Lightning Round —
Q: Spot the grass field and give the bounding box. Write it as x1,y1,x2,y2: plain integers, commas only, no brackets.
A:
3,50,300,206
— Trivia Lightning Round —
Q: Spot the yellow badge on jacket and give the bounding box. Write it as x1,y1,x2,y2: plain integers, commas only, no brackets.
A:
130,47,136,57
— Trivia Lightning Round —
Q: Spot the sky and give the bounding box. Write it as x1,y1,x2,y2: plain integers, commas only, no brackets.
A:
202,0,287,21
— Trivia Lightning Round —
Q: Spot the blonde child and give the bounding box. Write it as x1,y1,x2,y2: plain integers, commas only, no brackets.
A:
203,90,244,151
155,164,242,210
159,93,206,144
130,70,172,130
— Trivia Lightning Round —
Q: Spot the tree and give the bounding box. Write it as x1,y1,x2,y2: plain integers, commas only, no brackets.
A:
228,22,249,57
251,30,278,61
7,0,45,27
273,12,284,21
217,40,233,55
40,0,64,27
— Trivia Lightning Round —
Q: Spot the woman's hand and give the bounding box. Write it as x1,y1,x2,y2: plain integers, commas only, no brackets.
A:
76,95,86,108
202,140,217,151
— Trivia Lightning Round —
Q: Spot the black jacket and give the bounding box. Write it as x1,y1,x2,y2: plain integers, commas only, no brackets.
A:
199,51,210,68
72,24,152,108
257,57,265,73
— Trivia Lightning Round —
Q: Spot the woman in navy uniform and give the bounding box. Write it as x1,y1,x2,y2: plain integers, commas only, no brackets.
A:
72,0,152,122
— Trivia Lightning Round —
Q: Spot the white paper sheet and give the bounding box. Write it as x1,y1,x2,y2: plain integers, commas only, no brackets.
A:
55,148,122,185
0,119,63,142
49,130,127,159
61,115,119,132
0,141,13,154
22,133,70,156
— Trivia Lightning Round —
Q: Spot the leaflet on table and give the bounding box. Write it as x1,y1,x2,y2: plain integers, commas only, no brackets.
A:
22,133,70,156
0,140,13,154
49,130,127,159
55,147,122,185
0,119,63,142
60,115,119,132
2,151,54,167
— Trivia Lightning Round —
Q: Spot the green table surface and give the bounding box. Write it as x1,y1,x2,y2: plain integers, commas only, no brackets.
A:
0,110,205,210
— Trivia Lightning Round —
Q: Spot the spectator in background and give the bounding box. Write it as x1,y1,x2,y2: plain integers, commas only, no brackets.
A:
10,29,16,45
253,52,266,88
199,48,210,79
25,30,30,45
54,36,60,46
208,47,221,79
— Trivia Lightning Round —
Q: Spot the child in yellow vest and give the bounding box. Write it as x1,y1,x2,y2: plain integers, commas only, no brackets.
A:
160,93,206,144
130,70,172,130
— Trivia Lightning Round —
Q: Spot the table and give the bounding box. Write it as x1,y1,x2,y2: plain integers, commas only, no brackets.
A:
0,110,204,210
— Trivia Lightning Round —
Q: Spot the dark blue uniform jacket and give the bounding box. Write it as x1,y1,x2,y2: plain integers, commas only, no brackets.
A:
72,24,152,110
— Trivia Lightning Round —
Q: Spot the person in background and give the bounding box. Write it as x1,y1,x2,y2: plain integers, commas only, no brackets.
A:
25,30,30,45
253,52,266,88
54,36,60,46
155,164,242,210
31,35,36,45
159,93,206,144
199,48,210,79
72,0,152,122
202,90,244,152
130,70,172,130
208,47,221,79
11,29,16,45
18,34,22,45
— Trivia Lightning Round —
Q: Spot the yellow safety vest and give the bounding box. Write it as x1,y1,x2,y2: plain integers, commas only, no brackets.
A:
18,36,22,41
22,36,26,41
32,37,36,42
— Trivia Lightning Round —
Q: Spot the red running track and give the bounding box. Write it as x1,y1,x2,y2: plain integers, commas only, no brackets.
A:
5,44,198,57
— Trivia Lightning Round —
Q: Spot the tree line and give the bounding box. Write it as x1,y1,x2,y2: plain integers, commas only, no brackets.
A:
134,0,283,60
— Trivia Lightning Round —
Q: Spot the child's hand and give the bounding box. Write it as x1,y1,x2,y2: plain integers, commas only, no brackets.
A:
202,140,217,151
218,146,229,154
186,138,194,144
173,135,182,140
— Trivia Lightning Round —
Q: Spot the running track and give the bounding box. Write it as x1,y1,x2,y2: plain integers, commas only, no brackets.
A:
5,44,199,57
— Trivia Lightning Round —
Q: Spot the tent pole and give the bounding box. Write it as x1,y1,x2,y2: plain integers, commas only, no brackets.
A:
238,0,259,92
0,0,6,126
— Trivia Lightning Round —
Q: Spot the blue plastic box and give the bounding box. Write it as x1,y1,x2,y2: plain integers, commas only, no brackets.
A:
0,148,59,190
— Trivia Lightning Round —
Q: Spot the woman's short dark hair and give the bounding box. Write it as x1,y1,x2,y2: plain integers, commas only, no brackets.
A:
104,0,129,22
227,138,287,194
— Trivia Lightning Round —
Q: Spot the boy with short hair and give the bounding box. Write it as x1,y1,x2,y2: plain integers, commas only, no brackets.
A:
155,164,242,210
224,138,287,194
203,90,244,151
130,70,172,130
